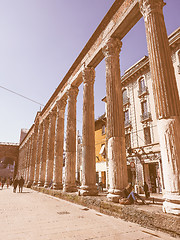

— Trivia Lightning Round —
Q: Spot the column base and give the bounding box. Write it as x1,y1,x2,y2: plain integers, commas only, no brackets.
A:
32,180,38,186
79,185,98,196
37,181,45,187
63,184,77,193
44,181,51,188
107,189,122,203
53,182,63,190
163,193,180,215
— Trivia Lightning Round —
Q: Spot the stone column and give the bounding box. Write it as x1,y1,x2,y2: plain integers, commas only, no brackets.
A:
53,96,67,189
44,109,57,188
38,117,49,187
33,123,43,185
27,118,39,187
139,0,180,215
79,67,98,196
102,38,128,202
63,85,79,192
25,138,31,184
27,135,35,186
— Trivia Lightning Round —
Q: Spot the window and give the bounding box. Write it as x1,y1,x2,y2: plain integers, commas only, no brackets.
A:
102,125,105,135
125,133,131,149
124,110,130,126
139,77,146,92
138,77,148,97
141,101,151,122
144,127,151,145
141,101,148,116
123,89,129,105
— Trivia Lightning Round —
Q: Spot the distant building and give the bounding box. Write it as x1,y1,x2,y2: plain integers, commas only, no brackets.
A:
20,128,29,144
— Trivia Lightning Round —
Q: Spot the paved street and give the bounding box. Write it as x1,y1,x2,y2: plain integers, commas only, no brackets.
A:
0,187,177,240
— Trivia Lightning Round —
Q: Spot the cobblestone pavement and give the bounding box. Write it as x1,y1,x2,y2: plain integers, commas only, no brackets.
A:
0,187,178,240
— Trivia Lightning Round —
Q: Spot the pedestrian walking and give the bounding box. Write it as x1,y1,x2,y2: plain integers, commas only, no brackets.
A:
144,181,150,198
19,176,25,193
13,178,19,193
6,178,10,188
1,178,5,189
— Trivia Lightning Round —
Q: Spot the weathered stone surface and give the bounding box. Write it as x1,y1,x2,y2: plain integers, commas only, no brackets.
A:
33,123,43,185
44,110,57,188
53,97,67,190
38,117,49,187
64,86,79,192
79,67,98,196
103,38,128,201
139,0,180,214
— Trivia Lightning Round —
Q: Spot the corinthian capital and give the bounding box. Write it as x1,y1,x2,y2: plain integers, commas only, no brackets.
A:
56,95,67,111
67,85,79,100
102,38,122,58
82,67,95,85
139,0,165,18
49,108,57,120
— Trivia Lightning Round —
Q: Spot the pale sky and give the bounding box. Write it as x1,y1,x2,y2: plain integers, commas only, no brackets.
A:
0,0,179,143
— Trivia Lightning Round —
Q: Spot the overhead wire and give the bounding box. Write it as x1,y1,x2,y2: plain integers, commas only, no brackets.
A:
0,85,45,107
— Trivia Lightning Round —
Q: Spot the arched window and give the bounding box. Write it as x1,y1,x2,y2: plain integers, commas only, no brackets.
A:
138,77,148,97
139,77,146,92
122,88,129,105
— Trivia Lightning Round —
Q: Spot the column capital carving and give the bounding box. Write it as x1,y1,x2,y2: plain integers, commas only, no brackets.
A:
102,38,122,58
82,67,95,85
56,96,67,111
43,116,49,128
67,85,79,100
49,109,57,119
139,0,165,18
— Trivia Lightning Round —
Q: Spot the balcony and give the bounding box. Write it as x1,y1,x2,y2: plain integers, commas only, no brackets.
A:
138,86,148,97
140,112,152,123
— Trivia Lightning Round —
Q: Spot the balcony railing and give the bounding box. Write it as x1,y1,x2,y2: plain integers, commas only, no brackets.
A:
138,86,148,97
140,112,152,123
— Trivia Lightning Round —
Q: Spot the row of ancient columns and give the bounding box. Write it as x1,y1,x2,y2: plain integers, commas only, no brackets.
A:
18,34,128,200
18,0,180,214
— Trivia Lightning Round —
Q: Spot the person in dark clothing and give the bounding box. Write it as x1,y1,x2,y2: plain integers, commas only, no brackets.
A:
122,183,133,198
1,178,5,189
121,183,145,204
19,176,25,193
13,178,19,193
144,181,150,198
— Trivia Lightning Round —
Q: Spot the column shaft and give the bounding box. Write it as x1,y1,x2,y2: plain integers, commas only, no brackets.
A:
33,123,43,185
103,38,128,202
139,0,180,215
53,97,67,189
44,110,57,187
79,67,98,196
27,131,37,187
63,85,79,192
38,117,49,186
